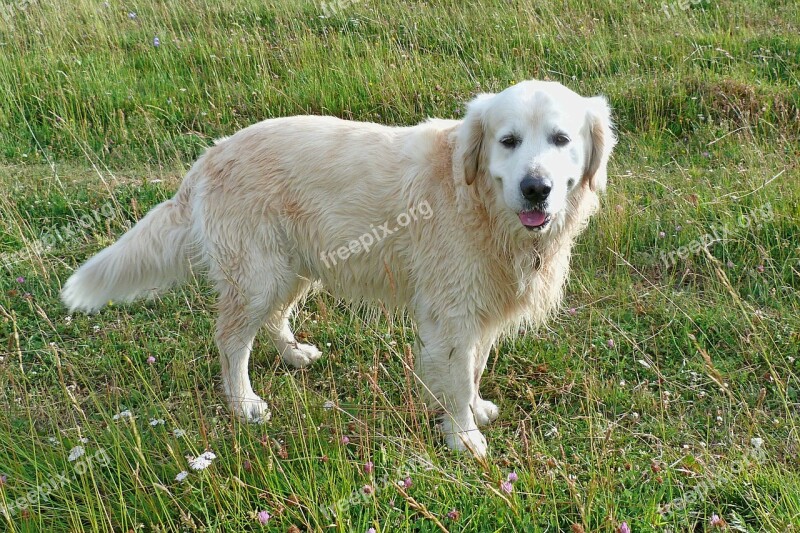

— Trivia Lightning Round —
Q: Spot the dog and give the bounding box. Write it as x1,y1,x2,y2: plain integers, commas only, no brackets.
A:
62,79,615,457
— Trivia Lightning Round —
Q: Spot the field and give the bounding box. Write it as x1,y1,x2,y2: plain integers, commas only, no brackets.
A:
1,0,799,531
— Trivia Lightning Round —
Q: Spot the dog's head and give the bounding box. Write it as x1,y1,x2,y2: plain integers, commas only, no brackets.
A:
456,80,616,234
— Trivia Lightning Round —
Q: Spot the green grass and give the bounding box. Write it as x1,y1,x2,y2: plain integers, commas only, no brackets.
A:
1,0,799,531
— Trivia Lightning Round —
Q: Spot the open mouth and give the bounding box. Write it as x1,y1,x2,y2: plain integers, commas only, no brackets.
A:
519,209,551,230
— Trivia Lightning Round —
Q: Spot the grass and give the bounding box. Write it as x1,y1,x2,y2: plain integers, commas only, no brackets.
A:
0,0,799,531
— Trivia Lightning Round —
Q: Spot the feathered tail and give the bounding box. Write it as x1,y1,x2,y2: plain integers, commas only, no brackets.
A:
61,190,193,313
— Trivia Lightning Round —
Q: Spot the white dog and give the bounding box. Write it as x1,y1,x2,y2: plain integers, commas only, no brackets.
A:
62,80,615,457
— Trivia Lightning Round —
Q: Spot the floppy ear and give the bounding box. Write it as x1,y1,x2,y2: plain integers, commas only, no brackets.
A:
582,96,617,192
456,93,494,186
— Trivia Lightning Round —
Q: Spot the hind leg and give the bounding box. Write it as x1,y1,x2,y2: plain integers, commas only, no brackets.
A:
215,283,274,423
264,278,322,368
212,247,307,422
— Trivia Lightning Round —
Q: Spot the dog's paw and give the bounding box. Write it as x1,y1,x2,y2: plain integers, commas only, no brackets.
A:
282,343,322,368
441,419,488,458
230,394,271,423
473,398,500,427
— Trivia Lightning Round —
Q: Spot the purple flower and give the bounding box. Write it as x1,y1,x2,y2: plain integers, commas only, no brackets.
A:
16,276,24,283
363,484,373,494
146,356,156,364
153,36,160,47
447,508,460,520
500,480,513,494
757,265,765,273
726,260,735,268
367,529,376,533
403,476,412,488
363,461,374,474
658,231,666,238
710,514,724,527
507,471,518,483
607,338,615,348
618,522,631,533
0,474,6,485
568,307,577,316
256,510,270,525
341,435,350,445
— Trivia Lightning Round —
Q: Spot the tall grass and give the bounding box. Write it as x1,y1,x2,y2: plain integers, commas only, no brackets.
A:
0,0,798,531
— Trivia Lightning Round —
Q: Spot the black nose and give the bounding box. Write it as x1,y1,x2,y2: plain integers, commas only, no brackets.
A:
520,176,553,203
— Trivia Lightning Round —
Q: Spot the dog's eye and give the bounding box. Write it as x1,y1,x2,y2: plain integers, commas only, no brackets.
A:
552,133,570,147
499,135,520,149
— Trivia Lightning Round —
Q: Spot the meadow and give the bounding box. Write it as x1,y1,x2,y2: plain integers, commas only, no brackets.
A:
0,0,799,531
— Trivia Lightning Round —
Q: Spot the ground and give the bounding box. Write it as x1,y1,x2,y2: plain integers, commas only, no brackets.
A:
0,0,798,531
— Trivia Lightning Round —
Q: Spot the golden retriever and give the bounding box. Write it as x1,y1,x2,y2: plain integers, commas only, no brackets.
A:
62,80,615,457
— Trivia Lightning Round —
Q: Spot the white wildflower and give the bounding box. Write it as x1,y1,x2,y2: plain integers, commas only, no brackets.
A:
112,410,133,420
323,400,335,411
751,437,764,449
173,428,186,438
68,446,85,462
149,418,165,426
175,470,189,482
188,451,217,471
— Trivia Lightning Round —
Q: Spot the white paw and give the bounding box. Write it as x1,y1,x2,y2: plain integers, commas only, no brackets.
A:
281,343,322,368
473,398,500,427
441,418,488,458
230,394,271,423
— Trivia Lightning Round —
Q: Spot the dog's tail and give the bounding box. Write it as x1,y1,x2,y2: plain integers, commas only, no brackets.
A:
61,184,195,313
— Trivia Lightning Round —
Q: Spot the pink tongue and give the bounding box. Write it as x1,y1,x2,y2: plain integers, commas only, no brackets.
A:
519,210,547,227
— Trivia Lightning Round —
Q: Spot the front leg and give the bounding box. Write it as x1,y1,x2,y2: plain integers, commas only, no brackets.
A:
472,337,500,427
415,322,487,457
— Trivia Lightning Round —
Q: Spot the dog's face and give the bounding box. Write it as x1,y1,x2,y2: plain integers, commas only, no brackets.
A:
457,80,616,234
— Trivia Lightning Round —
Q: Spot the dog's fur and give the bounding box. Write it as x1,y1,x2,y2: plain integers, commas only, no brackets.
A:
62,80,615,457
